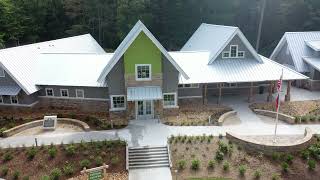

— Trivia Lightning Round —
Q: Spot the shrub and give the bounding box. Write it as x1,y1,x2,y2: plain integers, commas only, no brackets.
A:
63,164,74,176
301,116,307,122
177,160,186,170
26,146,37,160
23,176,29,180
223,161,230,171
191,159,200,170
1,166,8,176
310,115,316,122
50,168,62,180
13,170,20,180
281,162,289,172
2,152,13,162
215,150,224,162
111,156,119,166
65,145,76,156
271,173,280,180
48,147,57,159
95,156,103,166
80,159,91,168
308,159,316,170
218,141,229,154
239,165,247,176
208,160,215,169
271,152,280,161
254,170,261,179
41,176,50,180
301,150,310,160
0,127,7,137
285,154,294,164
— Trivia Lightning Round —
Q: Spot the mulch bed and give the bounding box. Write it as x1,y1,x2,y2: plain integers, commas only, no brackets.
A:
0,140,126,180
169,135,320,180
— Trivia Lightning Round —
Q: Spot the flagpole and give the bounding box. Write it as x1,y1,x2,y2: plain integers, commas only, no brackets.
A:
273,69,283,143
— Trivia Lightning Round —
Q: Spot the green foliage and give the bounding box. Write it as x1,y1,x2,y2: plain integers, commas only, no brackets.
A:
1,166,8,176
271,173,280,180
111,156,119,166
95,156,103,166
2,152,13,162
223,161,230,171
238,165,247,176
218,141,229,154
65,144,76,156
13,170,20,180
26,146,37,160
23,176,29,180
271,152,280,161
63,163,74,176
41,175,50,180
48,147,57,159
215,150,224,162
254,170,261,179
301,150,310,160
281,162,289,172
80,159,91,168
177,159,186,170
0,127,7,137
50,168,62,180
191,159,200,170
308,159,316,170
285,154,294,164
207,160,215,169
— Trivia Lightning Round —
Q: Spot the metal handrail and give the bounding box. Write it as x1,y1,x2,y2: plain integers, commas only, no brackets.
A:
126,144,129,170
167,143,172,168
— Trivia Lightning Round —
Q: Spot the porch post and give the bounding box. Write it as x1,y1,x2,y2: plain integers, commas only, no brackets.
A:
203,84,208,105
272,81,276,93
285,80,291,101
218,83,222,105
248,82,254,102
267,81,273,102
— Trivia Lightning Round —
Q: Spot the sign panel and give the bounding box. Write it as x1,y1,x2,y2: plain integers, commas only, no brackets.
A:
43,116,57,130
89,170,102,180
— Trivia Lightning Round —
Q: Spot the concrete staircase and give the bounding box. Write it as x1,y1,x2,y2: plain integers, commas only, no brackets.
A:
128,146,170,169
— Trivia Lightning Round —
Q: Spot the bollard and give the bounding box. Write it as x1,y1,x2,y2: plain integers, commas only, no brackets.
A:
35,138,38,147
111,120,114,129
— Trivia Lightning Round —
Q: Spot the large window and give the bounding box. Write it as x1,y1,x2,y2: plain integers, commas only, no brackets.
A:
163,93,177,107
230,45,238,57
111,95,126,110
45,88,54,96
76,89,85,98
178,84,199,88
222,45,245,58
0,67,5,77
135,64,151,81
0,96,3,104
10,96,18,104
60,89,69,97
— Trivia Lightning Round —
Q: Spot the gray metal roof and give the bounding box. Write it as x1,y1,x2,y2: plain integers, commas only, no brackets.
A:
306,40,320,51
303,57,320,72
127,86,162,101
0,86,21,95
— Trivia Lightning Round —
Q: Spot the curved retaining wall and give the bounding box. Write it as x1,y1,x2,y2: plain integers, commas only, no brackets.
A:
226,128,313,155
217,111,237,126
253,109,295,124
3,118,90,137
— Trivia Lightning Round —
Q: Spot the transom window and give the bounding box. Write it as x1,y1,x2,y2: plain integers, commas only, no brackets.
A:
163,93,177,107
0,96,3,103
76,89,85,98
136,64,151,81
111,95,126,110
10,96,18,104
0,67,5,77
222,45,245,58
60,89,69,97
45,88,54,96
178,84,199,88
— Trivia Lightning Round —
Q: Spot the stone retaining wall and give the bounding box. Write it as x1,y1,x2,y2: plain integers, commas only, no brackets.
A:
253,109,295,124
217,111,237,126
226,128,313,155
3,118,90,137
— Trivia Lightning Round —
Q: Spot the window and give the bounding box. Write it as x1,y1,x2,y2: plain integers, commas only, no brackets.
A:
228,83,237,87
163,93,177,107
230,45,238,57
45,88,54,96
10,96,18,104
222,52,230,58
0,67,5,77
60,89,69,97
76,89,85,98
0,96,3,103
178,84,199,88
238,51,245,58
136,64,151,80
111,95,126,110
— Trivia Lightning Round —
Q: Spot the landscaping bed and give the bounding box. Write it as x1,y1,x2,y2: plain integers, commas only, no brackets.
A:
250,100,320,124
0,140,127,180
164,103,232,126
169,134,320,180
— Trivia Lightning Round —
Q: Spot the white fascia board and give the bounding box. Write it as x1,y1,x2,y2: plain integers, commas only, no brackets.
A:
270,34,286,59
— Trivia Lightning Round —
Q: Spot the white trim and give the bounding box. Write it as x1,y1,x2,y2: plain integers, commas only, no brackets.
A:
163,92,178,108
0,95,3,103
110,95,126,111
0,101,38,107
135,64,152,81
97,20,189,83
270,34,286,59
60,89,69,97
0,67,5,77
45,88,54,96
75,89,85,98
39,96,109,101
178,96,203,99
10,95,19,104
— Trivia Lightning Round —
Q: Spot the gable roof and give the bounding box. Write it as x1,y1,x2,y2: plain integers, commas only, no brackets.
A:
305,40,320,51
0,34,105,95
181,23,262,64
270,32,320,72
97,20,189,83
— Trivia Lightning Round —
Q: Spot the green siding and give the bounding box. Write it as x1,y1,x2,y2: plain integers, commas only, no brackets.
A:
124,32,162,74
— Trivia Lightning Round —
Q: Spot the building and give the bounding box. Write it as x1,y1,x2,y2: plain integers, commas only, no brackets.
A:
0,21,307,120
270,32,320,90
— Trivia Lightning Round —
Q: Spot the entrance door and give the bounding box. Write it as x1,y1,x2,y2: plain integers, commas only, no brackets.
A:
136,100,154,120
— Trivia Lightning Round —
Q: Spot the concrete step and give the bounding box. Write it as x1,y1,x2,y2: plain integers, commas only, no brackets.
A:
129,157,169,163
129,163,170,169
129,154,168,159
129,160,169,166
129,148,167,153
129,146,167,150
129,151,168,156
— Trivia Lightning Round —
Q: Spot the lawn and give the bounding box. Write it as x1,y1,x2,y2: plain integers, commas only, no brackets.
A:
169,134,320,180
0,140,127,180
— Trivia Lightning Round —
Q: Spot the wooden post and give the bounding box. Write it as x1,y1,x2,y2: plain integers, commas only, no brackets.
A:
272,81,276,93
267,81,273,102
248,82,254,102
218,83,222,105
285,80,291,101
203,84,208,105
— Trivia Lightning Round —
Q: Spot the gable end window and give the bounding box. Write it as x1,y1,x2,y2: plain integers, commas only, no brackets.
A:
0,96,3,104
0,67,5,77
163,93,177,108
238,51,245,58
230,45,238,57
60,89,69,97
11,96,18,104
111,95,126,110
222,52,230,58
135,64,151,81
76,89,85,98
222,45,245,58
45,88,54,96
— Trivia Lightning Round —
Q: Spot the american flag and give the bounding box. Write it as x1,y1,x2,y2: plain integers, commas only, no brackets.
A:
275,71,283,110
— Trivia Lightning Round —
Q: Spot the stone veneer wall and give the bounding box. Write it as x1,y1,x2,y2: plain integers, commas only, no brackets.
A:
306,79,320,91
125,73,163,87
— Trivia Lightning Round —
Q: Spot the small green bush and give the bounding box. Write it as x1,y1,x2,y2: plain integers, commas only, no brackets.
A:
308,159,316,170
215,150,224,162
281,162,289,172
48,147,57,159
95,156,103,166
271,173,280,180
2,152,13,162
191,159,200,170
254,170,261,179
310,115,316,122
218,141,229,154
0,127,7,137
301,116,307,122
41,176,50,180
63,164,74,176
1,166,8,176
26,146,37,160
301,150,310,160
13,170,20,180
239,165,247,176
111,156,119,166
80,159,91,168
223,161,230,171
207,160,215,169
177,160,186,170
50,168,62,180
271,152,280,161
65,145,76,156
285,154,294,164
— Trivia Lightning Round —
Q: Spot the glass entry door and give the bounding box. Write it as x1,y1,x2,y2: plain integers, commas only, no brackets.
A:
136,100,154,120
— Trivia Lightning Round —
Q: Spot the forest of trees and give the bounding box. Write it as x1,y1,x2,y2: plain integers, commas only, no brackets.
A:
0,0,320,56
